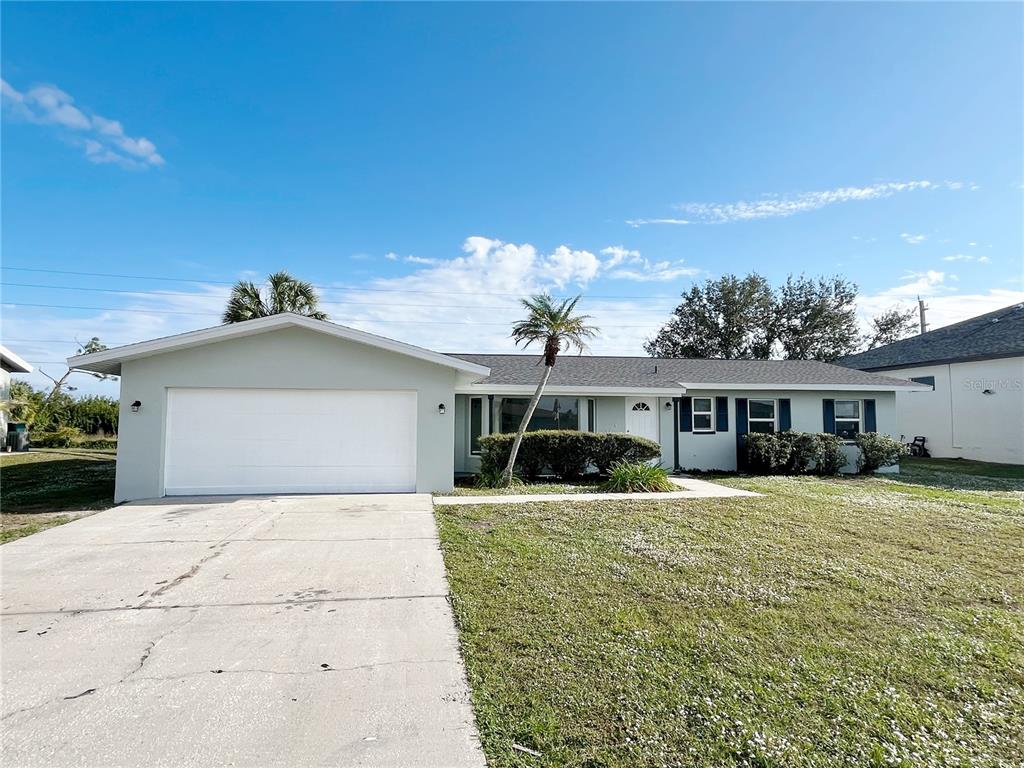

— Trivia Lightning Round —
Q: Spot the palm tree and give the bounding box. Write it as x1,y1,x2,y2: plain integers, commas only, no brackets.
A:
502,293,598,484
223,271,329,323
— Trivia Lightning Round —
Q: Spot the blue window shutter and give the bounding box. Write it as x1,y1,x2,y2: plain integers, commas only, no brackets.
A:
735,397,748,470
779,399,792,431
823,399,836,434
864,399,877,432
679,397,692,432
715,396,729,432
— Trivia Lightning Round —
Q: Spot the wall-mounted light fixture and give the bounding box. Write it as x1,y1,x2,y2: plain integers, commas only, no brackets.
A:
982,389,995,396
438,402,447,415
130,400,142,413
664,401,673,410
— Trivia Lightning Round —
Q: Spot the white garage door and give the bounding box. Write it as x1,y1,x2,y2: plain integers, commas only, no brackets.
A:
164,388,417,495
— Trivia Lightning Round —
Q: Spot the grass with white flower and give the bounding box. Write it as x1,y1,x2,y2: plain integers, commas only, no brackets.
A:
436,463,1023,767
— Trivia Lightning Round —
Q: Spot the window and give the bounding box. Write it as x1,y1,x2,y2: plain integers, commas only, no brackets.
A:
748,399,776,434
631,402,651,411
834,400,861,440
499,397,579,433
692,397,714,432
469,397,483,454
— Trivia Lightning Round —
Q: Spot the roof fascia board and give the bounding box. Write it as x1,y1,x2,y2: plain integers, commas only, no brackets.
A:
67,314,490,377
456,384,687,395
0,345,34,374
678,382,931,391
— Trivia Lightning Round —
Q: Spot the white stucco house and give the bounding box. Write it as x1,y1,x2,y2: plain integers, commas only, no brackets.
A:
68,313,926,502
839,303,1024,465
1,344,34,440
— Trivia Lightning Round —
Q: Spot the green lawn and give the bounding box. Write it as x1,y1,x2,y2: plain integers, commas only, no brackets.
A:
442,477,608,497
437,470,1024,767
1,448,116,542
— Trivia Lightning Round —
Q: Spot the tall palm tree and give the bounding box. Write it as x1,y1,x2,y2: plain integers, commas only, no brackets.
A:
502,293,598,484
222,271,329,323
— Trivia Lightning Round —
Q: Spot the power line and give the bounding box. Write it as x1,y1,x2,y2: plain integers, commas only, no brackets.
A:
0,281,678,314
0,302,667,328
0,266,685,302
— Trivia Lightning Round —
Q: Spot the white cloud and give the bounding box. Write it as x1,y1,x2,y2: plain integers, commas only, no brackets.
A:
624,218,690,228
941,253,991,264
1,78,164,169
629,180,966,225
384,252,399,261
900,233,927,245
404,255,440,266
857,270,1024,334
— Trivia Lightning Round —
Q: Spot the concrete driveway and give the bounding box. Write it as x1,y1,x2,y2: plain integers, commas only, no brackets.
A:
1,495,485,768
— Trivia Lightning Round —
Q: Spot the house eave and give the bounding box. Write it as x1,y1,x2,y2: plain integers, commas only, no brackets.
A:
67,313,492,378
678,382,931,392
456,384,687,396
0,345,33,374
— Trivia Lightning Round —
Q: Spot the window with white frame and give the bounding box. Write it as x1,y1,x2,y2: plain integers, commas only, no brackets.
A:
692,397,714,432
834,400,861,440
747,399,776,434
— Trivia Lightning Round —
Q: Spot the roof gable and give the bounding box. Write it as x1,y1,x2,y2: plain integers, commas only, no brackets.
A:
839,304,1024,371
67,314,491,377
0,344,33,374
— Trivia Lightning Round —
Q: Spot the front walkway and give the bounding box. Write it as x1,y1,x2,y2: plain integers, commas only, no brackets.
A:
434,476,760,506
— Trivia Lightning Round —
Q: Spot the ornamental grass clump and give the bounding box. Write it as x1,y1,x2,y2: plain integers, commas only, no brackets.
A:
603,460,675,493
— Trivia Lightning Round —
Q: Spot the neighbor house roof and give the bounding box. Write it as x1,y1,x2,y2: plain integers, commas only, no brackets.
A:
449,354,924,393
0,345,33,374
67,314,492,377
839,303,1024,372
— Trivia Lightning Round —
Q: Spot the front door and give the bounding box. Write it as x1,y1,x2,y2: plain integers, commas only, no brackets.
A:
625,397,659,444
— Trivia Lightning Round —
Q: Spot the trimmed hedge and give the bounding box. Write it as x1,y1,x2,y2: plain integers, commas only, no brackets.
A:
29,426,82,448
478,430,660,481
744,430,848,476
855,432,907,473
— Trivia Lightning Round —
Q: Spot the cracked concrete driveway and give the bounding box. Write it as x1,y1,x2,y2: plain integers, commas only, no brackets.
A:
1,494,485,768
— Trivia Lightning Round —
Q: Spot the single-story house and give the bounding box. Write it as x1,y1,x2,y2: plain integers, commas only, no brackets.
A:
68,313,926,502
1,344,33,438
840,304,1024,465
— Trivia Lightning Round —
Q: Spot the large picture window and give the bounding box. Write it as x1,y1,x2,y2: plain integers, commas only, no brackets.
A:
834,400,861,440
499,397,579,433
748,399,776,434
692,397,714,432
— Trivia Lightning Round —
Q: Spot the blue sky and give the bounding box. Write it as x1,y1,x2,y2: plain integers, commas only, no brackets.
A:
2,2,1022,395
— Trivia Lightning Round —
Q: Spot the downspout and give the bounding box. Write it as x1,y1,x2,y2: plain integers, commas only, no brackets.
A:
672,396,681,473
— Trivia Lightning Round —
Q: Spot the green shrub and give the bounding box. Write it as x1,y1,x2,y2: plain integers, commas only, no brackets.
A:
856,432,907,473
29,426,82,448
546,431,597,480
779,430,820,474
745,432,791,474
603,460,675,493
73,436,118,450
592,433,661,474
814,433,847,475
478,430,661,481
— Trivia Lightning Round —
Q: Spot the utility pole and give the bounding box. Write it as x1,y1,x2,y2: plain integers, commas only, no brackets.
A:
917,297,928,335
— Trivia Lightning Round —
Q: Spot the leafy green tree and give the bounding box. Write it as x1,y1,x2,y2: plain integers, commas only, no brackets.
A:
70,396,120,435
223,271,328,323
502,294,598,485
863,306,918,349
775,275,860,361
644,274,775,358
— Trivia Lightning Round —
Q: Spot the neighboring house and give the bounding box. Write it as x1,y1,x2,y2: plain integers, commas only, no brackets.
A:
1,344,34,439
840,304,1024,465
68,313,925,502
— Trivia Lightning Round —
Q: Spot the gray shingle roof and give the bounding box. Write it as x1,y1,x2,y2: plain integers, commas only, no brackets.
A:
839,304,1024,371
447,353,920,389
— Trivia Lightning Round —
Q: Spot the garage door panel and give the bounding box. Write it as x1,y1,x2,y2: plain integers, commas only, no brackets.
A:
164,389,417,495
